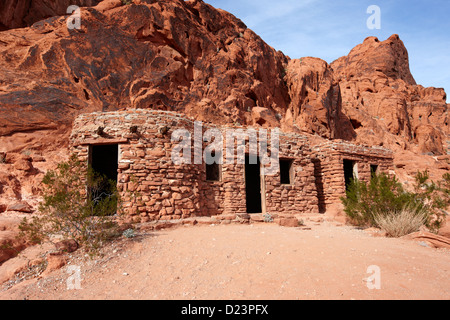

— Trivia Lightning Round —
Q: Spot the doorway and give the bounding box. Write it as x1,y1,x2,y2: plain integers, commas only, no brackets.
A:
343,159,357,192
370,164,379,178
89,144,119,212
245,154,262,214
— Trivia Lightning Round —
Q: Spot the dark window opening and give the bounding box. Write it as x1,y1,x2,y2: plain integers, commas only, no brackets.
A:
343,159,357,192
313,158,326,214
89,144,119,215
280,159,294,185
370,164,379,177
245,154,262,214
206,151,221,182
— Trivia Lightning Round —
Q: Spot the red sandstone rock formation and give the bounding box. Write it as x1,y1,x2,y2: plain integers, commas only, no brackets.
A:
0,0,448,205
331,34,449,183
0,0,101,30
331,35,448,156
0,0,290,137
284,57,355,140
0,217,28,264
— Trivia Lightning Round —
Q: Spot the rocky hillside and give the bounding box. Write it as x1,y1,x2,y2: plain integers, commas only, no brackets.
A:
0,0,448,208
332,35,448,156
0,0,102,30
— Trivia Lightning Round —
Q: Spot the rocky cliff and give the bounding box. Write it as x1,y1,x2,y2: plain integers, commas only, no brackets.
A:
0,0,448,208
332,35,448,156
0,0,101,30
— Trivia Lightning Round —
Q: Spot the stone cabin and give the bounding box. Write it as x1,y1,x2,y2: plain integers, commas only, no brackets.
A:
70,109,394,222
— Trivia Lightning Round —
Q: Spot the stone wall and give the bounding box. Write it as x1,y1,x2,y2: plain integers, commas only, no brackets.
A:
70,110,393,222
312,141,394,212
265,134,319,216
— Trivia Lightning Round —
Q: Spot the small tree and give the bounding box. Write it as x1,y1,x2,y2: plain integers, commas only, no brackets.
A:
19,155,123,254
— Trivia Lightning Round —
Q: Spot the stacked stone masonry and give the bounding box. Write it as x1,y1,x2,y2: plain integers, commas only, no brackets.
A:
312,141,394,212
70,110,394,222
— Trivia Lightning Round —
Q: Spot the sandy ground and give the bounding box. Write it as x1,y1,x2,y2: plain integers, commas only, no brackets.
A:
1,220,449,300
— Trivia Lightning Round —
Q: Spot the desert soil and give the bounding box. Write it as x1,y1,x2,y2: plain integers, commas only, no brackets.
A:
1,220,449,300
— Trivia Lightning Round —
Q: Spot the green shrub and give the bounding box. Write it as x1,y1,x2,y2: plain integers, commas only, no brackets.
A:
341,171,449,235
122,228,136,239
263,213,273,223
413,170,449,233
19,155,124,255
341,172,420,227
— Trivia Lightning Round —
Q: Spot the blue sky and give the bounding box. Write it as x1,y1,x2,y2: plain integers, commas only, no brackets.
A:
206,0,450,102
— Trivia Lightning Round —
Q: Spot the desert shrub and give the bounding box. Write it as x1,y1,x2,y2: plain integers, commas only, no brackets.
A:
413,170,449,233
122,228,136,239
19,155,124,255
341,172,420,227
341,171,449,235
263,213,274,223
373,204,428,237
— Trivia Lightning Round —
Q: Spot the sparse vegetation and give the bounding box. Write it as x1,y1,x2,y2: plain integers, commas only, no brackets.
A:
411,170,449,233
122,228,136,239
121,0,133,5
341,171,449,236
373,204,429,237
19,155,124,255
341,172,418,228
263,213,273,223
22,149,32,157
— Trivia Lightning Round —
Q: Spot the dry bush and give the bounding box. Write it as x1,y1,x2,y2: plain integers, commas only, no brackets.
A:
341,171,448,234
373,205,428,238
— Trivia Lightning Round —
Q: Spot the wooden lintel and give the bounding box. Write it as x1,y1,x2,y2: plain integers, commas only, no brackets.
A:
73,138,128,146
